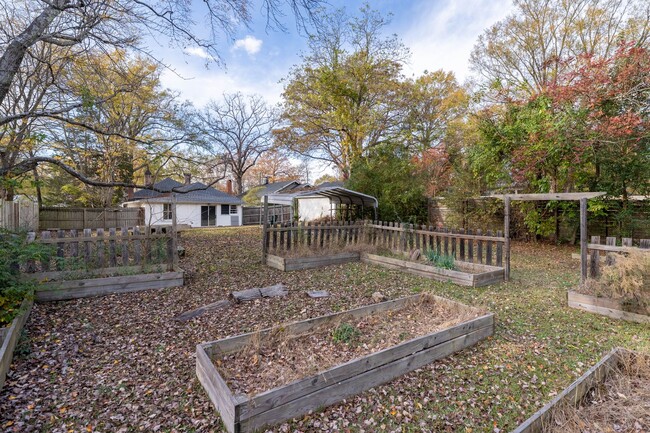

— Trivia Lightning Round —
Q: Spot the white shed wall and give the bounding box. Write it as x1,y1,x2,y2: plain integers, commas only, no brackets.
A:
297,197,331,221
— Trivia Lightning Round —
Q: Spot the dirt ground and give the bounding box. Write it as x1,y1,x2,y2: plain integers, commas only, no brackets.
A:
1,227,648,432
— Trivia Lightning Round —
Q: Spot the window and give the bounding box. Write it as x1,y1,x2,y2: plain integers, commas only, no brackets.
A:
221,204,230,215
230,205,238,214
163,203,173,220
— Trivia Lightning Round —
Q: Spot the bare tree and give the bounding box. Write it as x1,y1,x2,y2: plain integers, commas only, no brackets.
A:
199,93,278,195
0,0,325,190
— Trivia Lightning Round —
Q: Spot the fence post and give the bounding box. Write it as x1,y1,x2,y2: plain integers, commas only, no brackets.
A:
504,196,511,281
262,195,269,263
580,198,588,285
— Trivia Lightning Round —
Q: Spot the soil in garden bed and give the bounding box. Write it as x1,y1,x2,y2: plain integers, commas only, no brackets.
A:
215,295,483,396
545,353,650,433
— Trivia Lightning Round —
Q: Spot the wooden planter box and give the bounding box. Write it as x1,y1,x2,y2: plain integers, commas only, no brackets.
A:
567,291,649,324
197,294,494,433
33,269,184,302
512,347,629,433
361,253,504,287
0,297,33,391
266,252,360,271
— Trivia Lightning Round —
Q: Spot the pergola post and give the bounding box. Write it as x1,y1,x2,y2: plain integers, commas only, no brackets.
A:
580,197,588,285
504,196,511,282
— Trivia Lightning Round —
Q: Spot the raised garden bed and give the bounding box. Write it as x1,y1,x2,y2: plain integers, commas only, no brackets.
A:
1,296,33,391
361,253,504,287
197,293,494,433
266,251,360,271
512,347,646,433
567,291,649,324
29,267,184,302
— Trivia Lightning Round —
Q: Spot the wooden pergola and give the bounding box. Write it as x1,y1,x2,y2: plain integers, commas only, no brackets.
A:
487,192,607,285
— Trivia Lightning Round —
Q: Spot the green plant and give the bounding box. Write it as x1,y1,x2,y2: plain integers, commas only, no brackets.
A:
423,248,455,270
0,230,52,326
331,322,360,344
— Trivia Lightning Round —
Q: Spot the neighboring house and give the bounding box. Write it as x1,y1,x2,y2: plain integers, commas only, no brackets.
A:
242,179,307,201
123,175,243,227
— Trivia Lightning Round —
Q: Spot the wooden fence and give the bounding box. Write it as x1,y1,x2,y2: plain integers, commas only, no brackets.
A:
23,227,176,278
242,205,291,225
264,220,506,267
587,235,650,278
39,207,144,230
0,199,39,231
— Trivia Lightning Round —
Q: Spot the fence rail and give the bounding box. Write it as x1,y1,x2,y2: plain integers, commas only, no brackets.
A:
587,235,650,278
39,207,144,230
24,227,175,278
265,220,505,267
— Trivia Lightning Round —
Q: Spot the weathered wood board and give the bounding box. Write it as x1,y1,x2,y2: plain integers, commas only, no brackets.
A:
361,253,504,287
197,294,494,433
0,297,33,391
34,270,184,302
266,252,360,271
567,291,649,324
511,347,628,433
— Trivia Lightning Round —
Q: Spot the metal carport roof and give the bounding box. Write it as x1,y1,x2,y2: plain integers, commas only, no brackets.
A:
265,187,378,208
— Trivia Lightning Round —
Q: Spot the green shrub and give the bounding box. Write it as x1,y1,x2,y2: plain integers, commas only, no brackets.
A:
0,230,52,326
423,248,455,270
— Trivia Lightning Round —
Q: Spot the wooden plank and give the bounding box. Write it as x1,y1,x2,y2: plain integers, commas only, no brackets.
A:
70,229,78,259
486,230,493,266
567,291,649,324
589,236,600,278
239,326,493,433
605,236,616,266
283,252,360,271
364,224,506,242
496,230,502,266
133,226,142,265
512,348,623,433
0,297,33,391
487,192,606,201
476,229,483,264
23,265,151,282
467,229,474,263
196,345,239,433
35,271,184,301
96,228,105,268
265,254,286,271
240,313,493,421
109,228,117,267
41,231,51,271
56,229,65,271
587,243,650,253
121,227,129,266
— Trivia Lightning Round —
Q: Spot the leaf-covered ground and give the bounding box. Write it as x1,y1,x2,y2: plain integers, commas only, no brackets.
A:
1,227,648,432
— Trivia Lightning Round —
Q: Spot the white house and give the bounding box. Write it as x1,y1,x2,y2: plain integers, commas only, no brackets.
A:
123,176,243,228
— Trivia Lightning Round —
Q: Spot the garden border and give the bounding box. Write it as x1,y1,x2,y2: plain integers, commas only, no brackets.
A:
567,291,649,324
197,293,494,433
511,347,627,433
31,269,184,302
266,252,360,271
0,296,33,391
361,253,504,287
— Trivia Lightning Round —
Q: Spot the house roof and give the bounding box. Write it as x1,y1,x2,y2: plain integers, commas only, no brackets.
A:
253,180,306,197
266,186,378,208
132,178,183,199
130,178,242,205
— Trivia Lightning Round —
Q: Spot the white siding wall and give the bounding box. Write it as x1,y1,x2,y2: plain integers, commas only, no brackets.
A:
124,202,242,227
297,197,331,221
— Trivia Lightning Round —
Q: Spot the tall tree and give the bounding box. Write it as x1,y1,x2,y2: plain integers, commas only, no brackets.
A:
470,0,650,100
0,0,325,190
200,93,277,195
243,149,302,190
276,5,409,179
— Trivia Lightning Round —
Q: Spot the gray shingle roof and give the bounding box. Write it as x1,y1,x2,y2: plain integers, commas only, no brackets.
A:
130,178,241,204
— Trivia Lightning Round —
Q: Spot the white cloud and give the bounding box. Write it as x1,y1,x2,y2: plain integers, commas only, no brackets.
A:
232,35,263,55
399,0,514,82
183,46,215,61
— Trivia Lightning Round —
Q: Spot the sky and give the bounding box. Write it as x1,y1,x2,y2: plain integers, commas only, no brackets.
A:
155,0,515,107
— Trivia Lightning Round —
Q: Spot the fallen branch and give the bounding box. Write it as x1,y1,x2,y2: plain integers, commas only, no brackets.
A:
231,283,288,302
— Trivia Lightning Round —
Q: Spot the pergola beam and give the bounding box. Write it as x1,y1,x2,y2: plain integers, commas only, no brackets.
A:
485,192,606,201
